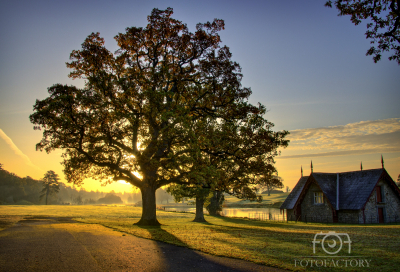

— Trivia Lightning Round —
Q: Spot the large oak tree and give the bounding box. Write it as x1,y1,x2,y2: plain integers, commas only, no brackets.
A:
325,0,400,64
30,8,287,225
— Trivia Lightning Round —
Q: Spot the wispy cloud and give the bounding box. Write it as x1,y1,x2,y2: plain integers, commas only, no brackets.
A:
279,118,400,159
0,129,43,171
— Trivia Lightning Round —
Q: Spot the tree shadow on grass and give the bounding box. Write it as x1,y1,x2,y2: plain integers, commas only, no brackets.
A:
135,224,282,271
191,220,214,226
215,214,354,231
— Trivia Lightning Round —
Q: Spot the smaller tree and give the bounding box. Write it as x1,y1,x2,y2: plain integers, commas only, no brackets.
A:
39,170,60,205
397,174,400,187
168,184,211,222
257,169,284,196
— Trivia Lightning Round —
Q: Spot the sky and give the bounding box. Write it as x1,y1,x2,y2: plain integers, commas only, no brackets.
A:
0,0,399,193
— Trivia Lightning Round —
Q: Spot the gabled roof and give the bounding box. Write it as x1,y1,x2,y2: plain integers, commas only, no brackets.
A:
280,168,391,211
280,176,308,209
337,168,384,209
311,173,338,208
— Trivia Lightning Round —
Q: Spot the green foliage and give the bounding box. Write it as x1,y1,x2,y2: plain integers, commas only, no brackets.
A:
39,170,60,205
167,184,209,202
29,8,288,225
325,0,400,64
0,165,42,204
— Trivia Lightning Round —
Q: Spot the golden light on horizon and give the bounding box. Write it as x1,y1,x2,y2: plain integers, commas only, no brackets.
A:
1,119,399,194
118,171,142,185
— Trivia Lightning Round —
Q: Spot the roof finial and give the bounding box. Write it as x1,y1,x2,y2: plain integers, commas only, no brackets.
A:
360,161,363,171
301,166,303,177
311,160,313,173
381,155,384,169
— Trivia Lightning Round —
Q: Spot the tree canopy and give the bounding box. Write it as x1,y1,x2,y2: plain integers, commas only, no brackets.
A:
325,0,400,64
30,8,288,225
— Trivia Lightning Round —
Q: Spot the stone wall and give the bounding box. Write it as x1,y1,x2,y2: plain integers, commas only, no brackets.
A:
301,183,333,223
358,179,400,223
381,180,400,222
337,210,360,224
363,185,378,223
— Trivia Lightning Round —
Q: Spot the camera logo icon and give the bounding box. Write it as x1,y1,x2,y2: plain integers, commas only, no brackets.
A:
312,231,351,255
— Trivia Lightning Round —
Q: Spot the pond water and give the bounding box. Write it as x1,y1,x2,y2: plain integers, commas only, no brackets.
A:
164,206,283,219
222,207,282,218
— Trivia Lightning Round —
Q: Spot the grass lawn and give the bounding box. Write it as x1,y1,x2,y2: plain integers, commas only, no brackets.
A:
1,205,399,271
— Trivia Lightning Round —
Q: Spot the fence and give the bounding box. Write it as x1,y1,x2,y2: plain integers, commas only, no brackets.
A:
248,212,286,222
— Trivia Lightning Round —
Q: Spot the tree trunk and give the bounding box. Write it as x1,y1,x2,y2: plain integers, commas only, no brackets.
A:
206,191,224,216
135,185,160,226
193,195,207,222
46,189,49,205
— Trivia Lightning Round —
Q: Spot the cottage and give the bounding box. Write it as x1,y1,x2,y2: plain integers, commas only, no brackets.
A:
280,165,400,224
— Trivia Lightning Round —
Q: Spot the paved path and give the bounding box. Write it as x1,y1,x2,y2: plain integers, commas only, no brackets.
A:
0,217,287,272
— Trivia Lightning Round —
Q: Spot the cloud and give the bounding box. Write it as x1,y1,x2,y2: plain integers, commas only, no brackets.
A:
0,129,43,171
279,118,400,159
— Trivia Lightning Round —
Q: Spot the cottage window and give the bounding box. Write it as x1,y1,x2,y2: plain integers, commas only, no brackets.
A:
314,192,324,204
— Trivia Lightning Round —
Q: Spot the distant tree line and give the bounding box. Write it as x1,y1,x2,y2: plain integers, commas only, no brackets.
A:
0,163,161,205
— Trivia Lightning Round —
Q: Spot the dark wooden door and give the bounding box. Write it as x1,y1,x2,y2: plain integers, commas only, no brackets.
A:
378,208,384,223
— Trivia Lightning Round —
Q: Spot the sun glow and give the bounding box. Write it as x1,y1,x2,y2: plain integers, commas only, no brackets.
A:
118,171,142,184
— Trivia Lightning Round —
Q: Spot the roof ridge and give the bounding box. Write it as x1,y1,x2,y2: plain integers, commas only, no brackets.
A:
312,168,383,175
